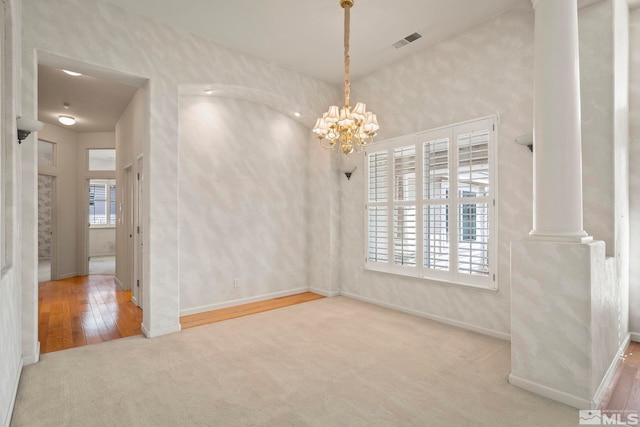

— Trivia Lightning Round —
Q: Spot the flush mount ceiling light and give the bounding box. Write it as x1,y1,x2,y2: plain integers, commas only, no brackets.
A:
313,0,379,157
58,115,76,126
62,69,82,76
204,88,214,95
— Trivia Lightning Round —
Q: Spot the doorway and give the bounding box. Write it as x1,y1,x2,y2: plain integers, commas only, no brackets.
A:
87,178,116,275
33,60,147,353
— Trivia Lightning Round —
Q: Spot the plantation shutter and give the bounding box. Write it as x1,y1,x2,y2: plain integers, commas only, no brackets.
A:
423,137,450,271
456,130,490,277
367,151,388,263
393,146,416,266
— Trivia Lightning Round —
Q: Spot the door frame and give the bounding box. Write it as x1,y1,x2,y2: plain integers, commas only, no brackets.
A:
133,154,144,309
123,163,134,292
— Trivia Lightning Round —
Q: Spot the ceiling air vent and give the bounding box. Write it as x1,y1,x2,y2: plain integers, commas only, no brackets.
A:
392,32,423,49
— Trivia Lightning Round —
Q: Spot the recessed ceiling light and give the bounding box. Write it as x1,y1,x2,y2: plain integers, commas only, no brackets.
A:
62,70,82,76
204,89,214,95
58,115,76,126
294,112,301,117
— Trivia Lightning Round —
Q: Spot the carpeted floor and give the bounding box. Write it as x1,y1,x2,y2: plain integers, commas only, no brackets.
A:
11,297,577,426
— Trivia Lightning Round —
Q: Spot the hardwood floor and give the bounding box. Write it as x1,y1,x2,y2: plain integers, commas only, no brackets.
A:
38,275,142,354
601,341,640,420
180,292,325,330
39,276,323,354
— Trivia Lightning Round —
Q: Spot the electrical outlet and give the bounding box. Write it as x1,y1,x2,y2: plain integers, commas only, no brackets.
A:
233,279,240,288
355,274,360,284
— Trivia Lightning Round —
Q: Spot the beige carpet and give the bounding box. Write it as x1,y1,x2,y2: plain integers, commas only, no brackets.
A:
12,297,577,426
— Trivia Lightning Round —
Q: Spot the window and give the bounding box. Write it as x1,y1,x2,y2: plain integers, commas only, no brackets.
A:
89,179,116,227
88,149,116,171
365,116,497,289
38,140,56,166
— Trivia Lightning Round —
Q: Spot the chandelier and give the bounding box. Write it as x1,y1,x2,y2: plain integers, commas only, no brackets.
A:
313,0,379,156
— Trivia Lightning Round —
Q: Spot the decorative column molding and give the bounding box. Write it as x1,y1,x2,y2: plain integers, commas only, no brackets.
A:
529,0,591,242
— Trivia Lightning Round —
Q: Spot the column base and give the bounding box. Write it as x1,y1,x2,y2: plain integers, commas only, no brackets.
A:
510,239,615,408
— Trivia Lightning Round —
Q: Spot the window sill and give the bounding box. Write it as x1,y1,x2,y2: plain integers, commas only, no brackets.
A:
89,225,116,230
364,263,498,293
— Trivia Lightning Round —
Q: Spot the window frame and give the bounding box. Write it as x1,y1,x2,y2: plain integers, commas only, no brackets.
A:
364,115,498,291
89,179,117,228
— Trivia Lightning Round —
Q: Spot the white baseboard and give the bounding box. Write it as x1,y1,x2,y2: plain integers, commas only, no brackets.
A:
179,287,309,317
22,341,40,366
4,357,24,427
630,332,640,342
309,287,340,297
341,291,511,341
592,333,631,409
141,322,181,338
508,374,590,409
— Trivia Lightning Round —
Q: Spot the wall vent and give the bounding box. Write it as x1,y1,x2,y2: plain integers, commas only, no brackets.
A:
392,32,422,49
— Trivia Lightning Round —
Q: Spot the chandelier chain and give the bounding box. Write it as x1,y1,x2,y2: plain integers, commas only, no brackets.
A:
312,0,379,157
344,3,351,108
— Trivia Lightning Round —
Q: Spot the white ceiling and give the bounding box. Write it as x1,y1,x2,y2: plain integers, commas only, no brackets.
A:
38,64,138,132
101,0,528,85
40,0,612,133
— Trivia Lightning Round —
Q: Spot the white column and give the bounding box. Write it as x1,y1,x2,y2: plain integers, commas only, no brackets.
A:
530,0,591,241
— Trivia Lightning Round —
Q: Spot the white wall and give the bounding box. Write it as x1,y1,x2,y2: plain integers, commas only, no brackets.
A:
178,96,311,313
1,0,25,424
580,1,615,253
340,4,536,338
115,88,145,291
629,6,640,334
612,0,630,349
38,123,79,279
579,0,629,381
21,0,339,338
89,228,115,256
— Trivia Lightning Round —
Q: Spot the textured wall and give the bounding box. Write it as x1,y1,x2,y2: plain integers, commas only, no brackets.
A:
339,4,536,337
580,1,615,252
178,96,311,313
629,7,640,334
21,0,339,336
1,0,23,424
37,175,53,259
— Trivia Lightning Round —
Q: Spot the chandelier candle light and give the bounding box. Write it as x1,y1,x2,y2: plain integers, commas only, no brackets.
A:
313,0,379,156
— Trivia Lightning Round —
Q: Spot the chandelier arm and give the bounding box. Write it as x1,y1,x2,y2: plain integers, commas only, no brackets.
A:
343,2,351,108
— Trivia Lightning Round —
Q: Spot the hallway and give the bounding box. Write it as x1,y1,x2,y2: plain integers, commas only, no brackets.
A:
38,275,142,354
